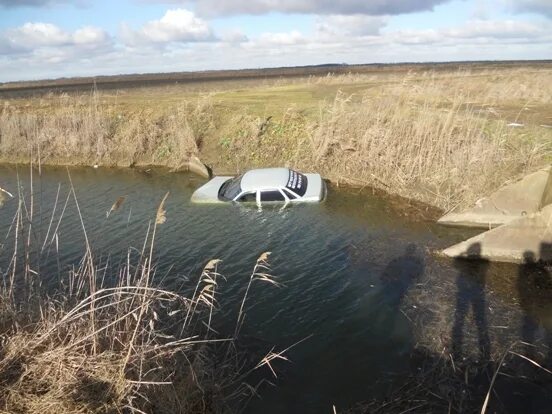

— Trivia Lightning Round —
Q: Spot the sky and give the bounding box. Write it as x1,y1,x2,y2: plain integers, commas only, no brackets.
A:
0,0,551,82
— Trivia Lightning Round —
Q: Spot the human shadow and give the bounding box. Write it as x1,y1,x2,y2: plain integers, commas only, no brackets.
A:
379,244,425,317
451,243,491,362
517,247,552,366
541,242,552,264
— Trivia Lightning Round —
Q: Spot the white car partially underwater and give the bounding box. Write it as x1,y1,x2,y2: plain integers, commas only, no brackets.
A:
191,168,326,204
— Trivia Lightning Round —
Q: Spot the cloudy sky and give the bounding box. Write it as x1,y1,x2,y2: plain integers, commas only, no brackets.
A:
0,0,551,82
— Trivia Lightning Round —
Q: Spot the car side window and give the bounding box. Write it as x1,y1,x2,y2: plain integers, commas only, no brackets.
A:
282,188,297,200
260,190,286,202
236,192,256,202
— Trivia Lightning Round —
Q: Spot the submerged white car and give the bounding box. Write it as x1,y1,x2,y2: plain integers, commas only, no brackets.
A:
191,168,326,204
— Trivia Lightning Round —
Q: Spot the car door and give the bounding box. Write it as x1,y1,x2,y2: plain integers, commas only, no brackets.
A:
259,189,289,205
233,191,258,202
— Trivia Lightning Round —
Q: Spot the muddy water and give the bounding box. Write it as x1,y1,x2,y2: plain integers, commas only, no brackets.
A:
0,165,551,413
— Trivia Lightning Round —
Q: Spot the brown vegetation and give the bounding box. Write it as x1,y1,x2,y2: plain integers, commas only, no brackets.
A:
0,180,282,413
1,66,551,211
0,95,214,170
210,68,552,210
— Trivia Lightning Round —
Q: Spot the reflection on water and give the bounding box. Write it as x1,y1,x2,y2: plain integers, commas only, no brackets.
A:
0,165,551,413
379,244,424,332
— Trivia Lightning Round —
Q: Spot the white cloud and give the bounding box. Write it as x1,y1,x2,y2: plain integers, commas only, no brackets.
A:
7,22,71,49
388,29,441,45
256,30,306,46
1,14,551,82
315,15,389,38
444,19,547,39
73,26,110,45
0,22,111,54
0,21,114,81
383,19,550,46
120,8,214,46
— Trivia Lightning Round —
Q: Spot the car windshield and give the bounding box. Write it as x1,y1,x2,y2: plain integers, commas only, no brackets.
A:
218,174,243,201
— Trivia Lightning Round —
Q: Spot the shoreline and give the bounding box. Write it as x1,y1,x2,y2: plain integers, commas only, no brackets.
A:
2,66,551,213
0,160,445,222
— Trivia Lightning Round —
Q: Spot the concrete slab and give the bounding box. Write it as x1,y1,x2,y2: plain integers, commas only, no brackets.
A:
438,166,552,229
541,166,552,208
441,204,552,264
186,156,212,179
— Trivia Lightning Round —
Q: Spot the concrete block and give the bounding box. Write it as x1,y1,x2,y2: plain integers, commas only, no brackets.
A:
540,166,552,208
438,166,552,228
441,204,552,264
187,156,212,179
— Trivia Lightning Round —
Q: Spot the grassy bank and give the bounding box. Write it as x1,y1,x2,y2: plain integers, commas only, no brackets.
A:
1,65,551,210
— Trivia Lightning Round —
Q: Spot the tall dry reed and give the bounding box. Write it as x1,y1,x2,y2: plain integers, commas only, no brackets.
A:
309,90,549,209
0,171,285,413
2,68,551,210
0,93,213,169
224,70,551,210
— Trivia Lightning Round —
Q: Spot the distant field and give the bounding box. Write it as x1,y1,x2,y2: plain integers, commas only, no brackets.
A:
4,61,551,123
1,61,551,210
2,61,551,96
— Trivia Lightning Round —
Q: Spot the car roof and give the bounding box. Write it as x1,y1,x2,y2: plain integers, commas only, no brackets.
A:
240,168,290,192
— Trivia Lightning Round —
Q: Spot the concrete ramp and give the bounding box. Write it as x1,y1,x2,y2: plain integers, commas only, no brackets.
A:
540,166,552,209
186,156,212,179
438,166,552,229
441,204,552,264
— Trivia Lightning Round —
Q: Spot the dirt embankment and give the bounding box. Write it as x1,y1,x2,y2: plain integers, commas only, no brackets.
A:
1,67,551,211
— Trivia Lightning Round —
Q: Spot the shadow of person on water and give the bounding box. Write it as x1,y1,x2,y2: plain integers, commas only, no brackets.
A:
451,243,491,362
379,243,425,321
518,248,552,367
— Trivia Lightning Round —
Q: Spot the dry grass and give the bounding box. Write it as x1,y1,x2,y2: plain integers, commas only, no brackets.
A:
308,91,548,210
0,93,214,169
1,66,551,210
0,174,284,414
217,68,552,210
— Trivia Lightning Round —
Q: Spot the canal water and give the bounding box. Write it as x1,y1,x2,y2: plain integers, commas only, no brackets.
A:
1,165,551,413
